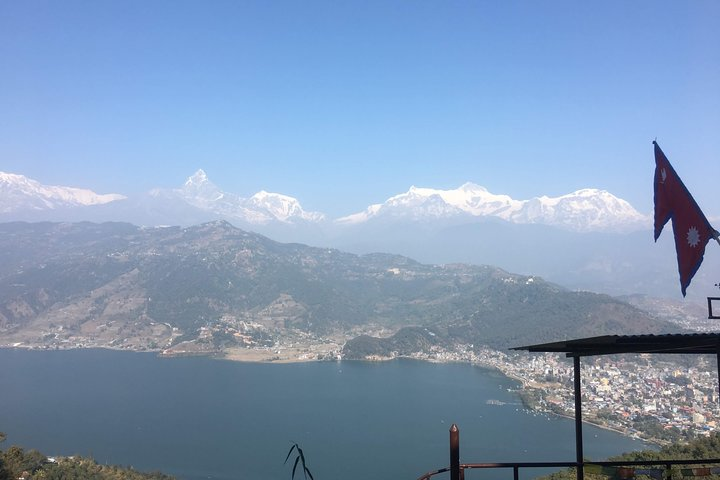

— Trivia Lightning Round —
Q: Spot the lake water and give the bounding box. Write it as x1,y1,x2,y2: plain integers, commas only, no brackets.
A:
0,349,651,480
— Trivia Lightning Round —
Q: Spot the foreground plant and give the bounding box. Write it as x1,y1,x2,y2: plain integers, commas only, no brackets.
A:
285,443,314,480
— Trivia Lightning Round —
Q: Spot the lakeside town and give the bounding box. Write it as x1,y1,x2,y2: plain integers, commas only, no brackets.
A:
409,345,720,445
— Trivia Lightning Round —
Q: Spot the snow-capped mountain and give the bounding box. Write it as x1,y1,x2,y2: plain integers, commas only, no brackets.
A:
247,190,325,223
337,183,648,232
338,183,520,223
154,169,325,225
1,169,684,297
0,171,125,213
0,169,647,232
510,188,648,231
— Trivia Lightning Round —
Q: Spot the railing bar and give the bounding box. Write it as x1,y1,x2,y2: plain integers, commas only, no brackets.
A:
461,462,577,468
418,458,720,480
462,459,720,467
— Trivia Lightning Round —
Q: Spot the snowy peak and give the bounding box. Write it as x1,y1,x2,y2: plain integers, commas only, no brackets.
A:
337,183,648,232
336,203,383,225
248,191,325,222
402,183,521,217
0,171,126,213
184,169,209,186
337,183,521,225
178,169,226,206
182,169,215,197
171,171,324,224
512,188,648,232
0,169,325,226
0,170,648,233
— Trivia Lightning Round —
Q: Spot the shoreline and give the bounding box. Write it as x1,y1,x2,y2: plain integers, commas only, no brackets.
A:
0,344,682,447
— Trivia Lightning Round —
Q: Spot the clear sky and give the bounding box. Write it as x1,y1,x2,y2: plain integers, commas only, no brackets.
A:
1,0,718,218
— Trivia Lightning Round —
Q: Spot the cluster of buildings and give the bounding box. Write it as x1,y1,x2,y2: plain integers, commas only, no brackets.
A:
518,353,718,441
411,345,720,444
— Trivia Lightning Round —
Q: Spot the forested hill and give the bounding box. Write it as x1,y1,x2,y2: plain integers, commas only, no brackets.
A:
0,221,680,354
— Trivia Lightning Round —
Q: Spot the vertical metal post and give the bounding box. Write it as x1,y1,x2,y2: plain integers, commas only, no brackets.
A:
573,355,585,480
716,349,720,405
450,424,460,480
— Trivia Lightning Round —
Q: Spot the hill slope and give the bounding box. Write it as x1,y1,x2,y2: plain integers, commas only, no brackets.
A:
0,221,678,355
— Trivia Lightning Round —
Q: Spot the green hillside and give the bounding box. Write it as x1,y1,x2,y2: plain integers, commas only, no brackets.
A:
0,221,680,355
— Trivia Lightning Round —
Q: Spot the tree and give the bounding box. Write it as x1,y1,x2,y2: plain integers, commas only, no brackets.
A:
0,432,7,480
1,446,46,479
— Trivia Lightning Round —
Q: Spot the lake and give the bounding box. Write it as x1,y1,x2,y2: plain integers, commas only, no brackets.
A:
0,349,651,480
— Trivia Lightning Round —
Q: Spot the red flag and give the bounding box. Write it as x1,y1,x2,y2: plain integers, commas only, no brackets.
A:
654,141,718,296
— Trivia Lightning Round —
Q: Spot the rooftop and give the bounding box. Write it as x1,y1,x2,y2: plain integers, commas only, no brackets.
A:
512,333,720,357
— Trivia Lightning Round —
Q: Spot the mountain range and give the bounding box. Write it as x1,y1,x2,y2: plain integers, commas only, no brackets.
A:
336,183,647,232
152,169,326,224
0,221,681,358
1,170,715,300
0,169,646,232
0,172,126,212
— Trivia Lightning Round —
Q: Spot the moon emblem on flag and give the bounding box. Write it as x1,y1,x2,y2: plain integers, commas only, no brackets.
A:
660,168,667,183
687,226,700,248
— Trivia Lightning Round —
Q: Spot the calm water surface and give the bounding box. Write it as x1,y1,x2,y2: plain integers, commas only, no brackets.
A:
0,349,651,480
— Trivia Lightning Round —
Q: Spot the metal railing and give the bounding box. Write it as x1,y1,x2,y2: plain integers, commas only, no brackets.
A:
417,425,720,480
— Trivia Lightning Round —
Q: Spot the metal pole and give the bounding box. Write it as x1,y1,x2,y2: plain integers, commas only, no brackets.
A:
450,424,460,480
573,355,585,480
716,349,720,406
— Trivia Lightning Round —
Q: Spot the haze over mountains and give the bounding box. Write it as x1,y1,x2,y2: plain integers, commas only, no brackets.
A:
1,170,715,300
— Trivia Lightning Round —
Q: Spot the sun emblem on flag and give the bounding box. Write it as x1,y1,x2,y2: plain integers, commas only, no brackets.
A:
687,226,700,247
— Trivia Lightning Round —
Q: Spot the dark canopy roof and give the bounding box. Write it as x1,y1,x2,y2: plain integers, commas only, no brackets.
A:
512,333,720,357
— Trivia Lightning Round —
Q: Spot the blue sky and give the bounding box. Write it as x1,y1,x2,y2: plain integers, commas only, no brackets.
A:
1,0,718,218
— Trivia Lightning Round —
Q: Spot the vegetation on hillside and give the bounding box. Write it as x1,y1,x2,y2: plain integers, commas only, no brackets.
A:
540,433,720,480
0,433,173,480
613,433,720,462
0,221,680,355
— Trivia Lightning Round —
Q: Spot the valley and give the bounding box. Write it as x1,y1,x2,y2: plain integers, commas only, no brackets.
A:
0,220,716,446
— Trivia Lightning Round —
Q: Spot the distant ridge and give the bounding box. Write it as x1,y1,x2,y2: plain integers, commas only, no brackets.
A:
0,171,125,212
337,183,648,233
147,168,326,225
0,169,646,232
